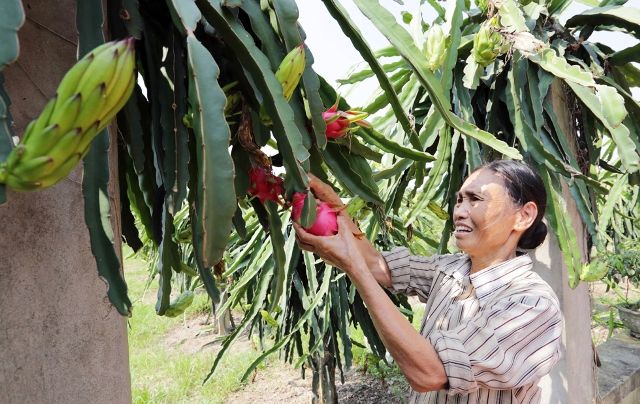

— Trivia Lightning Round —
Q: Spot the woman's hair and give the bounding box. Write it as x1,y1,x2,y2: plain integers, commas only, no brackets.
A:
477,160,548,249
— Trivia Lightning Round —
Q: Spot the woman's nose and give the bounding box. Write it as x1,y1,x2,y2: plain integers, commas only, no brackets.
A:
453,203,469,221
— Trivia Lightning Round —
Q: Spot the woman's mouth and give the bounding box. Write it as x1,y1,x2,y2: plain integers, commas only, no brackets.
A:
454,224,472,236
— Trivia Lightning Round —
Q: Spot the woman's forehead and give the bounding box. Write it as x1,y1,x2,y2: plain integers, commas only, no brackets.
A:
459,169,507,194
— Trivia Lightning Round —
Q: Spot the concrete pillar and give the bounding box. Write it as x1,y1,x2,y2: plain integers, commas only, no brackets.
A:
0,1,131,403
532,82,596,403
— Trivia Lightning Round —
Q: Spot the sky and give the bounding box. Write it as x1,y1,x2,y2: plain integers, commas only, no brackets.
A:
297,1,640,106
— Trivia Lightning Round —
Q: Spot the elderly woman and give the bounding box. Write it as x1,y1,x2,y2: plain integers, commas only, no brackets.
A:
294,160,563,403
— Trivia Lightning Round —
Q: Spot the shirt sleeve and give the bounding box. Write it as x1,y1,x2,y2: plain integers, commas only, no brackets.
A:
427,294,563,396
381,247,440,302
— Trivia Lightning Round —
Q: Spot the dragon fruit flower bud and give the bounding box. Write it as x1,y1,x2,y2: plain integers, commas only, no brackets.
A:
424,24,448,72
322,103,370,140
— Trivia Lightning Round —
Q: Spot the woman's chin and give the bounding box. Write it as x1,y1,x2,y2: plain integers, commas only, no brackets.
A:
453,233,473,252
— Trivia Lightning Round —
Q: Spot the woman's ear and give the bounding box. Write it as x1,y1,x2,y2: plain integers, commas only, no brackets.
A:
515,201,538,232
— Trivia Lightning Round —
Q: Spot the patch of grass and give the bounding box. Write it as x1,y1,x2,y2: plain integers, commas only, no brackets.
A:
125,254,268,403
346,300,424,397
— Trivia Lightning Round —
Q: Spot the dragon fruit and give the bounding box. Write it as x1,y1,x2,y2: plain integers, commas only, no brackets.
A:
322,103,370,140
248,166,284,204
291,192,338,236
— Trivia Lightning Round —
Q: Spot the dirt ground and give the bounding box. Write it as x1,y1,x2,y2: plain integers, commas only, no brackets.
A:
157,281,639,403
163,311,409,403
225,365,408,404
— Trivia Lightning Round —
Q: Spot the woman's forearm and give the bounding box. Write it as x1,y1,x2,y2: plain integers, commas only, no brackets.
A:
364,249,393,288
347,259,447,392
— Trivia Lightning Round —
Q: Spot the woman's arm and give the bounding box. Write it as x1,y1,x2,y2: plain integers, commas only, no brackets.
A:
348,247,448,392
298,174,393,287
294,214,448,392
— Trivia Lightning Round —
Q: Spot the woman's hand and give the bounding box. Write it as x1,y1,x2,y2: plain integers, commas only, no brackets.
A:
294,174,392,286
294,212,367,276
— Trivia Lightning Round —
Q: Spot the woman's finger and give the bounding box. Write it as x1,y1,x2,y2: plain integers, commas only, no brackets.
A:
296,238,315,252
308,174,344,208
293,222,319,245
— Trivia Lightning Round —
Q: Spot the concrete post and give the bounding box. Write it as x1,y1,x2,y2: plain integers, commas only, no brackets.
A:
0,1,131,403
532,81,596,403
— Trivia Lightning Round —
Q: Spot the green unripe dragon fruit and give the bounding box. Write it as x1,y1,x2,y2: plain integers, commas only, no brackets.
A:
0,38,136,191
472,17,508,67
424,24,448,72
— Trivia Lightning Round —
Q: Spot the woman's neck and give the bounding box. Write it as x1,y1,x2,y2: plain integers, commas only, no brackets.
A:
469,248,518,274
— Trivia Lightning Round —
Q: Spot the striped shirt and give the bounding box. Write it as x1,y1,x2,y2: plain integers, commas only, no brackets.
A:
382,247,563,403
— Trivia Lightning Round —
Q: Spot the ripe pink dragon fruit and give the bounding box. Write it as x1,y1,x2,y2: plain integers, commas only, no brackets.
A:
291,192,338,236
322,102,370,140
248,166,284,204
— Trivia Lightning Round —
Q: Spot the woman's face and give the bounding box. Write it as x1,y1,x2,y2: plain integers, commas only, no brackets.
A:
452,168,523,256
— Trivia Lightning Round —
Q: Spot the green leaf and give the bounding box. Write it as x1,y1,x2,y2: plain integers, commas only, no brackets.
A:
453,68,482,170
542,98,601,239
541,168,583,289
528,48,596,87
425,0,446,19
120,87,148,175
614,63,640,87
123,157,155,243
462,54,482,90
163,29,191,213
118,149,143,252
167,0,201,33
440,0,465,92
271,0,327,150
121,0,143,38
573,0,600,6
338,60,407,85
547,0,575,16
240,266,333,381
362,69,411,114
322,142,383,204
196,0,309,190
352,0,521,159
238,0,285,69
204,262,274,383
155,207,181,315
164,291,195,317
78,0,131,316
321,0,421,149
265,201,287,311
609,43,640,65
405,127,452,226
187,35,237,267
506,58,596,181
566,6,640,39
566,81,640,173
334,135,384,163
119,86,160,243
356,127,435,162
498,0,527,32
598,174,628,240
0,0,24,69
596,84,627,128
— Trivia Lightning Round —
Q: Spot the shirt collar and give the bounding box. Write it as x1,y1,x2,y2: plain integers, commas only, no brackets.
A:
469,253,533,302
441,253,471,282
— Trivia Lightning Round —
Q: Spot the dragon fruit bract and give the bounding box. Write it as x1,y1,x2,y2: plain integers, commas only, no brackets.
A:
248,166,284,204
